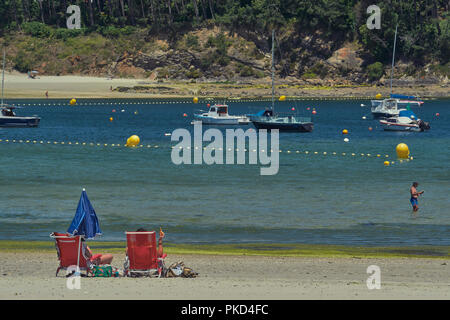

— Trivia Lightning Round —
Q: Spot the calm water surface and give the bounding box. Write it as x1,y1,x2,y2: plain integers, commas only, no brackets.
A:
0,98,448,246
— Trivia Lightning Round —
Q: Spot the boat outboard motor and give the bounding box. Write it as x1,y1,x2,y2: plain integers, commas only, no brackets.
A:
263,110,274,117
418,120,430,131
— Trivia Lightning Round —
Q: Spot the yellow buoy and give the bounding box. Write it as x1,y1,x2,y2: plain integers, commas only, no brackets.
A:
126,135,140,147
384,161,390,166
396,143,410,159
279,95,286,101
375,93,382,99
342,129,348,135
193,97,199,104
70,98,77,105
109,117,113,122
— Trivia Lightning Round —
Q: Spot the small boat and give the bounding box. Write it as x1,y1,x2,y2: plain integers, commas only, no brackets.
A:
390,94,424,107
0,49,40,128
248,31,313,133
379,110,430,132
193,104,249,125
371,26,425,111
371,94,424,109
371,98,405,119
0,105,40,127
249,109,313,132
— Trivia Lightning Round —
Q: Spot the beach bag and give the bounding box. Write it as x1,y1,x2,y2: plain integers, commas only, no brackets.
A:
91,265,119,277
165,261,198,278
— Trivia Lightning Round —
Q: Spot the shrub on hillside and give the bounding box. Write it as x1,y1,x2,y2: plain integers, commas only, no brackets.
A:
367,62,384,81
185,34,199,49
185,68,202,79
98,26,136,38
310,62,328,78
14,50,34,73
236,64,261,77
22,22,53,38
54,28,85,40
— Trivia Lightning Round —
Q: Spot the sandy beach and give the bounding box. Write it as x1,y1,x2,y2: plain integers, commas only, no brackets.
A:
0,251,448,300
2,71,449,99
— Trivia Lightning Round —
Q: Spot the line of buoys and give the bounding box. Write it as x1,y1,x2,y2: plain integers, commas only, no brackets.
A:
12,97,381,108
0,138,413,166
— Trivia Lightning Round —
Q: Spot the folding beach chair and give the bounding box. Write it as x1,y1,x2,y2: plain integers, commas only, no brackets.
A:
50,232,91,277
124,231,166,277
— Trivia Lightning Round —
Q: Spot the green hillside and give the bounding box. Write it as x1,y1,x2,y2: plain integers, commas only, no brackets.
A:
0,1,448,83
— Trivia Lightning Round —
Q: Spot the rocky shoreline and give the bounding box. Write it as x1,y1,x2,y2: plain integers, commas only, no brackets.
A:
3,72,448,99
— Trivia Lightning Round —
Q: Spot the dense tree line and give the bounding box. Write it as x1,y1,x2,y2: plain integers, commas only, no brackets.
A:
0,0,448,66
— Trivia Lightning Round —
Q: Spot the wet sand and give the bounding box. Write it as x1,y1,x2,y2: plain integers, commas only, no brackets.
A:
0,251,448,300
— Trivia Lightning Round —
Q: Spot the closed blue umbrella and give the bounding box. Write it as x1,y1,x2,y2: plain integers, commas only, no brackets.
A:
67,188,102,239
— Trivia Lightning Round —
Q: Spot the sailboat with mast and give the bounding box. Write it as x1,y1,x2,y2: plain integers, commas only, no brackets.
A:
371,25,423,117
0,48,40,127
248,31,313,132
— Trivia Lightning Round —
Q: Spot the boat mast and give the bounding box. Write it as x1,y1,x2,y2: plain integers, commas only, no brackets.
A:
390,24,398,96
271,30,275,112
1,48,5,107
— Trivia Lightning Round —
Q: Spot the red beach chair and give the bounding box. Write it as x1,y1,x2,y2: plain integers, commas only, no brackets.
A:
50,232,91,277
124,231,166,277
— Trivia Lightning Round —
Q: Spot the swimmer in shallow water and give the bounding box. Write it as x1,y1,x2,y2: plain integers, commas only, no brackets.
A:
410,182,424,212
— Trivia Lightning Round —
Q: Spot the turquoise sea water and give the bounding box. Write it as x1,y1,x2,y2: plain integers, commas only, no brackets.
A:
0,98,449,246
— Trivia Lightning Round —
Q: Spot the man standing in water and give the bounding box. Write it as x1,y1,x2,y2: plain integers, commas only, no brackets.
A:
410,182,424,212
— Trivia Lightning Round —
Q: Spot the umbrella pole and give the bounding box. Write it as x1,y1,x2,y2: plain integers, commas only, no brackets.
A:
76,236,81,275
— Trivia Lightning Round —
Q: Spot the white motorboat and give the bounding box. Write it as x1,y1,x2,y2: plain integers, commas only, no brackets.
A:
371,98,405,119
371,26,425,111
371,95,424,109
379,110,430,132
193,104,249,125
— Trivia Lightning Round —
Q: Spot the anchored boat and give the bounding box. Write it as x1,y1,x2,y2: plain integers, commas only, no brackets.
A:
193,104,249,125
371,94,424,109
0,49,40,128
249,109,313,132
248,31,313,133
0,106,40,127
371,25,425,111
371,98,405,119
379,110,430,132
